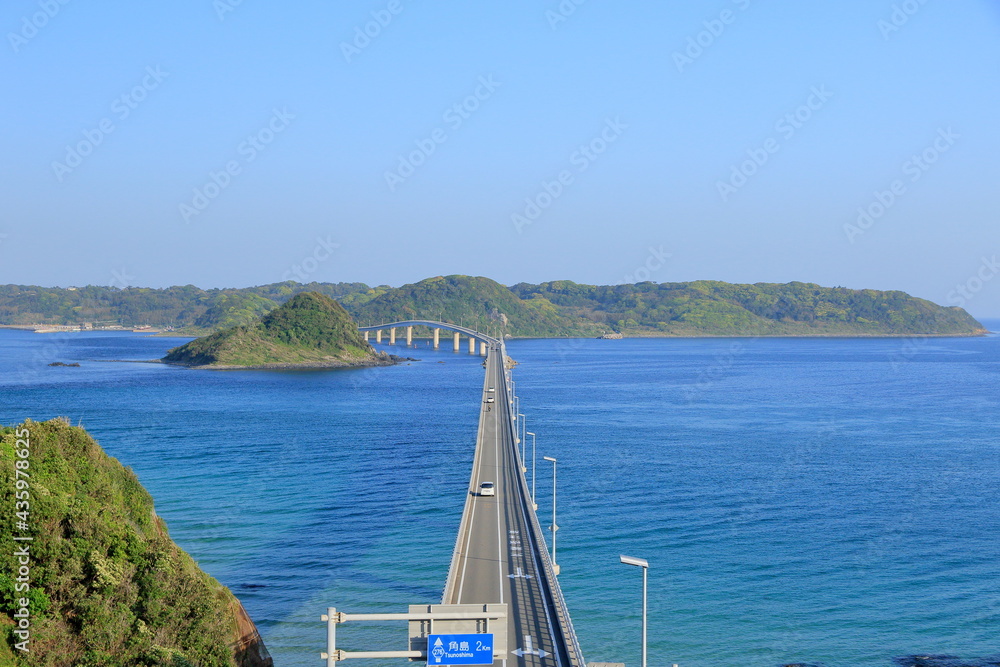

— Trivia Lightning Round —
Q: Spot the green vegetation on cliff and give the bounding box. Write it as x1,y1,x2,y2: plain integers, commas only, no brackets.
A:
0,419,270,667
163,292,382,367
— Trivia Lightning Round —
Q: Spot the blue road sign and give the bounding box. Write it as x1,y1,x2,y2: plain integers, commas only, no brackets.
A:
426,633,494,665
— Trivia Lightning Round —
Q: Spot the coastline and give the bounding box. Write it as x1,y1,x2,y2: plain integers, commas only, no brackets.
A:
575,330,992,340
161,354,413,371
4,327,991,341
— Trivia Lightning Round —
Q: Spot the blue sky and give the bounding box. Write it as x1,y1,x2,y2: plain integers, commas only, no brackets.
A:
2,0,999,316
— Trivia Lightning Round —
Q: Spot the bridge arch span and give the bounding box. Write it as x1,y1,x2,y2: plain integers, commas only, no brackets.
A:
358,320,501,351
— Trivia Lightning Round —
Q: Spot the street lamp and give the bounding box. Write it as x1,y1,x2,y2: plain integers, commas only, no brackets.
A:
525,431,536,510
517,414,526,469
543,456,559,575
619,555,649,667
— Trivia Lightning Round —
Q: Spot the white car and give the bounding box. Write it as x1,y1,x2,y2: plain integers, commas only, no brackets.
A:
479,481,495,497
488,386,495,392
485,397,495,403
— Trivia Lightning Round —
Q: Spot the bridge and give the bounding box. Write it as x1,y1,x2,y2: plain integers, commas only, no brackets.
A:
441,337,586,666
329,323,589,666
359,320,498,355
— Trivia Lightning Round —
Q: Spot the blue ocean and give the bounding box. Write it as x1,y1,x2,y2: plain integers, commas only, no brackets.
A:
1,326,998,667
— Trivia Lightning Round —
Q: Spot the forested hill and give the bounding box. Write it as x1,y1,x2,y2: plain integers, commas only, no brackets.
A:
162,292,385,368
0,277,986,337
507,279,986,336
0,282,372,333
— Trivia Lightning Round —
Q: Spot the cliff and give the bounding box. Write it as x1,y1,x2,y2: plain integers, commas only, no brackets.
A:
0,419,272,667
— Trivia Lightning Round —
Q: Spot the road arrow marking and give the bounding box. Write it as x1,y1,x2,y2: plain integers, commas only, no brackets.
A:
508,567,534,579
512,635,550,658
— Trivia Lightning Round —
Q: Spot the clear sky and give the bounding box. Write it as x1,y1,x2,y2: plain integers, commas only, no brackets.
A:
3,1,999,316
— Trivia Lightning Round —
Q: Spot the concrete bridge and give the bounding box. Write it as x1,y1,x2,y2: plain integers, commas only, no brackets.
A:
359,320,499,355
441,338,588,666
340,323,589,665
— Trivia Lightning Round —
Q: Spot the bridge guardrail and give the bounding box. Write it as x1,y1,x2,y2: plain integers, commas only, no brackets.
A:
499,342,587,667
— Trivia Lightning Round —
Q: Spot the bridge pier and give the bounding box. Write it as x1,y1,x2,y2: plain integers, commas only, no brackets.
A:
363,331,369,342
389,328,396,345
453,332,460,351
406,326,413,346
469,337,476,354
480,341,487,356
376,330,382,344
433,328,440,349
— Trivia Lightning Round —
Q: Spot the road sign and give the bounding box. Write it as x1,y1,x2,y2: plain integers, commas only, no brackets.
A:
408,603,506,661
426,633,494,665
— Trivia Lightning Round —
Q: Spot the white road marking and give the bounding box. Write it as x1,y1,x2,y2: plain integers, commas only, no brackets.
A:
455,359,492,602
513,635,550,658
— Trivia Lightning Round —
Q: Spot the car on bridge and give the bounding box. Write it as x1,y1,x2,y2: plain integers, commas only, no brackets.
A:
485,397,495,403
479,481,495,496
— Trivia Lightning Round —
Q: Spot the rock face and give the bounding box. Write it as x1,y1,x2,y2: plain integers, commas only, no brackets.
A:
0,419,272,667
163,291,389,369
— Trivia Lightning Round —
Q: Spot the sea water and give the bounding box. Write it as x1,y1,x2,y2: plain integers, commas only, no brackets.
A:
1,325,998,667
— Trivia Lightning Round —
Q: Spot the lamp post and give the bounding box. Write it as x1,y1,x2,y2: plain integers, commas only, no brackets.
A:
517,414,526,469
619,555,649,667
526,431,536,510
543,456,559,575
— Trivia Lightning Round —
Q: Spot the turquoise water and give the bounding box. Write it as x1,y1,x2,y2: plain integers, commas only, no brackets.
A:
1,327,999,667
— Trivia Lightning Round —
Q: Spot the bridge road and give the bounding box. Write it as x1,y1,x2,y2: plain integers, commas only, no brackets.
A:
443,344,578,667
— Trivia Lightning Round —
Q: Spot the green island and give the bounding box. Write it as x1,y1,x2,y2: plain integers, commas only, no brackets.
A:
0,419,271,667
0,276,987,338
162,291,395,369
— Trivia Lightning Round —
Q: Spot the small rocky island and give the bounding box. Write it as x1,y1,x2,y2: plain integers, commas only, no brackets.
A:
163,292,397,370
